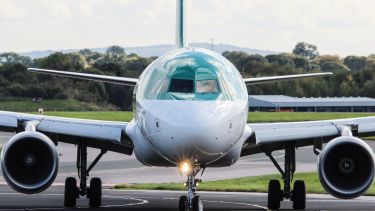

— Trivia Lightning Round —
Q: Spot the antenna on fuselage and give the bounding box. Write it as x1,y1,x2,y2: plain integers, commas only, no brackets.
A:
176,0,187,48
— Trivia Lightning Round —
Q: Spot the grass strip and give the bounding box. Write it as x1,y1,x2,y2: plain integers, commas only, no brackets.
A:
0,99,104,112
114,172,375,196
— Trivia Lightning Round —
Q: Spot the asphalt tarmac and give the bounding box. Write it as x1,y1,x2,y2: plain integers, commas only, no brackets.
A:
0,185,375,210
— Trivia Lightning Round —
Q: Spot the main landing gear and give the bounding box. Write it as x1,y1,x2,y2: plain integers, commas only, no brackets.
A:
265,143,306,210
64,140,109,208
178,163,204,211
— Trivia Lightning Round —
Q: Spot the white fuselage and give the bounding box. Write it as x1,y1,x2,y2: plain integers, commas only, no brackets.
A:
126,48,251,167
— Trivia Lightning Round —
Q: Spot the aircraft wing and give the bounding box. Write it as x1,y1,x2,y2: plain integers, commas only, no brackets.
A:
241,117,375,156
243,72,332,85
0,111,133,155
28,68,138,86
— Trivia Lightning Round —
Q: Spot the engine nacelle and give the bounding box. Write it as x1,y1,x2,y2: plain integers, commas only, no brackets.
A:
1,131,58,194
318,136,375,199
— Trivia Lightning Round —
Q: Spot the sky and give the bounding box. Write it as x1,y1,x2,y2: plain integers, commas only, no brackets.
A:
0,0,374,56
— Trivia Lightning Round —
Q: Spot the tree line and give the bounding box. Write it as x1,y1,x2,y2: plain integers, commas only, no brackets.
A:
0,43,374,110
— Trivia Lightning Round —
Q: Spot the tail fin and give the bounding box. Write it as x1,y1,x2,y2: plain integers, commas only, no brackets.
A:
176,0,186,48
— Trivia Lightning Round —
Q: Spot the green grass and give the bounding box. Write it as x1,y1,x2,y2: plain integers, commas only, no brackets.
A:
114,172,323,193
248,112,375,123
0,99,105,112
114,172,375,196
38,111,375,123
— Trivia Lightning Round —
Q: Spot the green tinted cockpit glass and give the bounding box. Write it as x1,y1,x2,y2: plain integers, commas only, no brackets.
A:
136,48,247,101
196,80,219,94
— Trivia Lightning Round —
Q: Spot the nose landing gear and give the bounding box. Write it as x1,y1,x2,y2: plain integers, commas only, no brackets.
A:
178,163,204,211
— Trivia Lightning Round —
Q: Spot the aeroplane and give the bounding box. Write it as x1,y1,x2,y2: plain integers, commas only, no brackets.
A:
0,0,374,210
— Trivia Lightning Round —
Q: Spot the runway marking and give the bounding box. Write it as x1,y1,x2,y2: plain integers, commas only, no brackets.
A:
101,195,149,207
158,196,267,210
0,193,149,210
163,197,178,200
0,191,266,210
203,199,267,210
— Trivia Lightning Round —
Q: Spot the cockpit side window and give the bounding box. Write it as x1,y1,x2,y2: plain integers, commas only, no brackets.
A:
169,78,194,93
196,80,219,94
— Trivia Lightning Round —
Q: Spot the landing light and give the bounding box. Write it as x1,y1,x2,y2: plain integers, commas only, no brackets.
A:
179,162,191,175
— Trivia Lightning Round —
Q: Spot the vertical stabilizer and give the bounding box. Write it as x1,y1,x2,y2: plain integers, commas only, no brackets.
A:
176,0,186,48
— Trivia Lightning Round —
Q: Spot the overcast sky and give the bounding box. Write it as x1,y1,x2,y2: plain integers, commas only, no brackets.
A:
0,0,374,56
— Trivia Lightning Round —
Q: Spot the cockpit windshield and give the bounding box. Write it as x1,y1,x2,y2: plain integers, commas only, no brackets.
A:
196,80,219,94
169,78,194,93
136,48,247,101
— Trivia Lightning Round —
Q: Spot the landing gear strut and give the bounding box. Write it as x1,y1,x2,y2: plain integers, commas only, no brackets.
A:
265,143,306,210
64,140,109,207
179,163,204,211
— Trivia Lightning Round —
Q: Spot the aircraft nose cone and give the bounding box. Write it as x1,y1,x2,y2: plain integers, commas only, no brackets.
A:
148,124,226,164
140,100,246,164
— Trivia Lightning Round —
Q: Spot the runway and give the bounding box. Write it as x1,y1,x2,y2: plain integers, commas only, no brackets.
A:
0,185,375,210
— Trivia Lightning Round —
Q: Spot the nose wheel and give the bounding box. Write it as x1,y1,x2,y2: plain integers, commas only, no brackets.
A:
179,196,188,210
192,195,204,211
178,163,204,211
179,195,203,211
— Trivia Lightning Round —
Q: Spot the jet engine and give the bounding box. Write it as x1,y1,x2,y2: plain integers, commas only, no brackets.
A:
1,131,58,194
318,136,375,199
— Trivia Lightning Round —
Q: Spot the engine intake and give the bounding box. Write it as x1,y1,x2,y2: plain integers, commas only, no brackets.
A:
318,136,374,199
1,131,58,194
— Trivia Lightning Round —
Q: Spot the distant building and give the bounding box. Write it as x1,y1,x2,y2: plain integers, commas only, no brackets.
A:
249,95,375,112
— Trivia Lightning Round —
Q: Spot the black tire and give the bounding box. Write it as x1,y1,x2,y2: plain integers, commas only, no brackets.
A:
192,195,203,211
179,196,188,211
267,180,281,210
292,180,306,210
88,177,102,207
64,177,78,207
